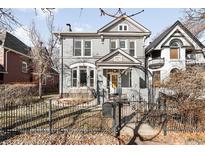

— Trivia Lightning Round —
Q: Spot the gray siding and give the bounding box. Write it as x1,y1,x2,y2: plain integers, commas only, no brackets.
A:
104,20,143,32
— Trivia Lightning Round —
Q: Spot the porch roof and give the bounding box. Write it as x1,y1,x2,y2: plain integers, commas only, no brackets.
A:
95,48,142,67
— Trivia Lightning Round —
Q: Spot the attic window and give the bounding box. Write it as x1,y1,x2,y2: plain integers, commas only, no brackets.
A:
118,24,128,31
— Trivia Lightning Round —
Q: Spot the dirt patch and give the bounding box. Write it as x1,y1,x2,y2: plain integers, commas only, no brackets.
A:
0,132,119,145
153,131,205,144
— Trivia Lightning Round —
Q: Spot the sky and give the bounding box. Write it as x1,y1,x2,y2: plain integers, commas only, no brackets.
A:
11,8,185,46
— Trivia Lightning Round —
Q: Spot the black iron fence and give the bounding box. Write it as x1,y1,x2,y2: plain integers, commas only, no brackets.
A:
109,94,205,137
1,93,205,140
0,99,112,136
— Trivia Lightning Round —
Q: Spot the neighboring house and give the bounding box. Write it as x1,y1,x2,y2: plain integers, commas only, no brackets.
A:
0,31,59,92
146,20,205,86
55,15,151,101
29,47,59,93
0,31,32,84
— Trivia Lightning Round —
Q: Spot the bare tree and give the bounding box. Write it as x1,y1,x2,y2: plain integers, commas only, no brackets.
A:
0,8,22,31
46,15,59,70
28,12,59,98
182,8,205,39
0,8,55,31
29,22,49,98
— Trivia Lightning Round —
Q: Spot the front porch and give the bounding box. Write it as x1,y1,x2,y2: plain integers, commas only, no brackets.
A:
95,49,147,103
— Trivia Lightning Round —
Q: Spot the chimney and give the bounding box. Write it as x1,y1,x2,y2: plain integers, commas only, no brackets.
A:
64,23,72,32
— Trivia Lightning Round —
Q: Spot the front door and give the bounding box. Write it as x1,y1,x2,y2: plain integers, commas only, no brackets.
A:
109,74,118,94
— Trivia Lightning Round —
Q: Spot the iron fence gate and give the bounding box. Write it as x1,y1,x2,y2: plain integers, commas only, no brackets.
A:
0,99,113,136
111,92,205,137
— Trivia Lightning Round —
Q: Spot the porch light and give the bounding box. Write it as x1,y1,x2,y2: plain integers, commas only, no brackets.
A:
100,35,104,43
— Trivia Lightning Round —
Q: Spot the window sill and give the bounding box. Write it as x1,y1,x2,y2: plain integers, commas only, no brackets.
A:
73,56,93,58
70,87,94,89
169,59,182,62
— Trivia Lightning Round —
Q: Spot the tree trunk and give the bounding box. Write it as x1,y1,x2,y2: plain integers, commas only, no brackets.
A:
39,74,42,99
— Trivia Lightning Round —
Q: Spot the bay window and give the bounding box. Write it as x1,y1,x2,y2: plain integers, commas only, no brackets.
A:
90,70,94,87
72,69,77,87
80,67,87,86
71,64,95,87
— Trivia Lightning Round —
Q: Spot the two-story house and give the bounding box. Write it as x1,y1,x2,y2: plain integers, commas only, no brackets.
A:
0,31,59,92
55,15,151,101
146,20,205,86
0,31,32,84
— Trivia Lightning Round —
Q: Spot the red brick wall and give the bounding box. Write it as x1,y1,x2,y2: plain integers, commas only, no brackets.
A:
4,51,32,83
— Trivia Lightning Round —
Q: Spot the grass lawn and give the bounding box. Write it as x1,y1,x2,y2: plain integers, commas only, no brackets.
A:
0,99,112,134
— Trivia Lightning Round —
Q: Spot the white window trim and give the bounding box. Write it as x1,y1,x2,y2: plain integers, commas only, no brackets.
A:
70,63,96,88
110,39,118,51
72,68,77,87
129,40,136,57
73,39,82,57
170,47,180,60
118,24,129,31
83,40,92,57
119,40,127,50
73,40,92,57
22,61,28,73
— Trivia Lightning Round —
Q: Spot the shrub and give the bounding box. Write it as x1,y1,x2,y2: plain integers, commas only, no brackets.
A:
0,84,38,107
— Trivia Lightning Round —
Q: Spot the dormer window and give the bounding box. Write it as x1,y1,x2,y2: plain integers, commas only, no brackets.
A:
118,24,128,31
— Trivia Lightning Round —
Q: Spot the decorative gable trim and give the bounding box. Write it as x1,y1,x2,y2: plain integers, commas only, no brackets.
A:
156,25,202,50
97,15,150,33
146,20,204,54
96,48,141,65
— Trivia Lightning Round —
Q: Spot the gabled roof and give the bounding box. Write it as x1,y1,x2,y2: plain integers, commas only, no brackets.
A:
97,15,150,33
96,48,142,65
50,67,59,75
0,31,31,56
145,20,205,54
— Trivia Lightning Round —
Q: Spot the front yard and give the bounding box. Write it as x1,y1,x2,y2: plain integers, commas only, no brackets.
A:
0,132,119,145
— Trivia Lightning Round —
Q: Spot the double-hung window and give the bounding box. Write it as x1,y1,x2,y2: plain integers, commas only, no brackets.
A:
119,40,127,49
110,40,117,52
129,41,135,56
84,40,91,56
118,24,128,31
74,40,82,56
121,71,132,87
74,40,92,57
72,69,77,87
22,61,28,73
90,70,94,87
